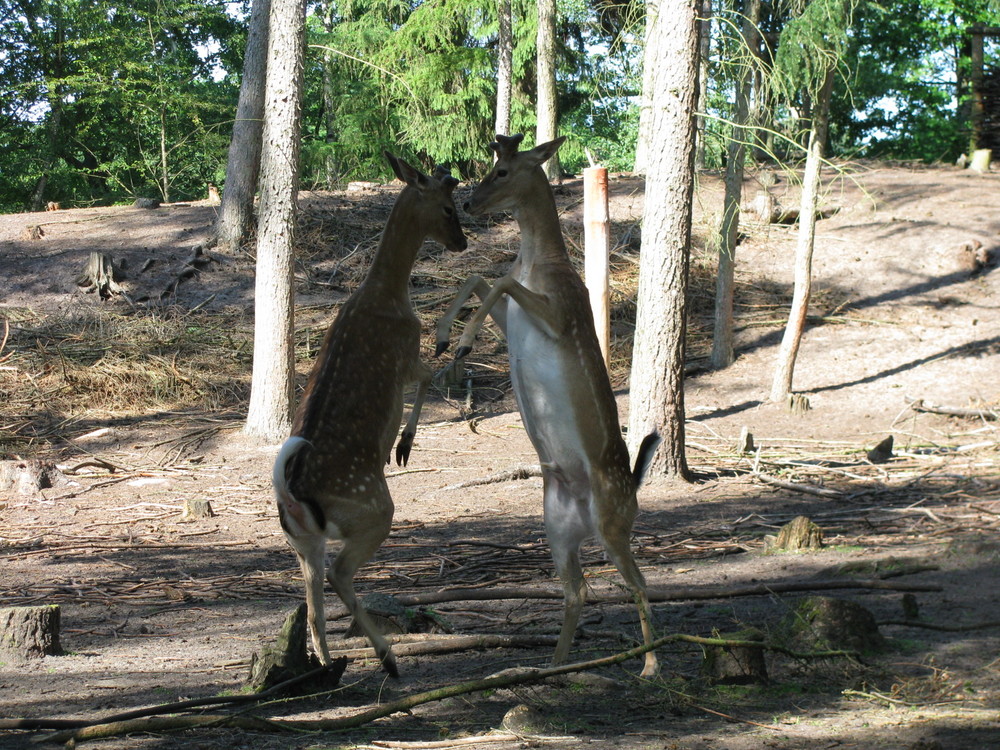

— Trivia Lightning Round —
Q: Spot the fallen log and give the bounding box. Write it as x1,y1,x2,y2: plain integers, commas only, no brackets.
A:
906,397,998,421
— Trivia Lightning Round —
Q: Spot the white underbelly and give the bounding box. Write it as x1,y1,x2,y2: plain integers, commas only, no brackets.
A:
507,306,588,476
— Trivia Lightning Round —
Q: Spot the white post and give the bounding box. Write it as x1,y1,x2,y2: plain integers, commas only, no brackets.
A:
584,166,611,368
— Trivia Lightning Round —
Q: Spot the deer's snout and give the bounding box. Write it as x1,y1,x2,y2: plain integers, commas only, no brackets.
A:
462,201,471,212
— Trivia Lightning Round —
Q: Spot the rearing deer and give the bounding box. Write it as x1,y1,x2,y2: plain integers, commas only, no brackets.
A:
437,134,660,677
273,154,466,677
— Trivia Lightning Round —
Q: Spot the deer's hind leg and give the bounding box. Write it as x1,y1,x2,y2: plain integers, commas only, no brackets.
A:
285,531,334,666
595,487,659,677
326,491,398,677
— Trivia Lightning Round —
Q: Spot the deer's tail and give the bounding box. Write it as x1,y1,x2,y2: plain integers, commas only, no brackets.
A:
273,436,318,535
632,431,662,488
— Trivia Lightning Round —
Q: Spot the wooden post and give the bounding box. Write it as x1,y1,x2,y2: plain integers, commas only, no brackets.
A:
583,166,610,368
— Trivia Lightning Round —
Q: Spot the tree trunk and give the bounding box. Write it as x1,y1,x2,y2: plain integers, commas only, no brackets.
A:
535,0,559,179
711,0,760,369
245,0,305,443
321,1,339,185
214,0,271,254
633,10,657,174
769,69,834,402
694,0,712,170
159,103,169,203
495,0,513,137
627,0,699,479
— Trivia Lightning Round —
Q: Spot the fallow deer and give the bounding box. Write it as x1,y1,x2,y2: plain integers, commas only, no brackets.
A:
437,134,661,677
273,154,467,677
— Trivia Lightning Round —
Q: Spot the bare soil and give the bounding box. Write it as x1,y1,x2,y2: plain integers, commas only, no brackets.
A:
1,162,999,750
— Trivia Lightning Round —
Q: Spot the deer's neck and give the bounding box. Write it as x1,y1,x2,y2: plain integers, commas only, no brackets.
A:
512,175,568,269
364,196,422,298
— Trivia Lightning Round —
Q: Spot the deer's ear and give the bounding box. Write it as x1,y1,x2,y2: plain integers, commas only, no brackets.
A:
523,136,566,168
385,151,427,187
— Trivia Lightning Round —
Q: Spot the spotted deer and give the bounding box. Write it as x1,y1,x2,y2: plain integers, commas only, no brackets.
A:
436,134,661,677
273,154,467,677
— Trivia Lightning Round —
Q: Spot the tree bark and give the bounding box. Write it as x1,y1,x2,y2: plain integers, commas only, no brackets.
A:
214,0,271,254
0,606,62,659
495,0,513,137
633,7,657,174
321,0,339,185
627,0,699,479
711,0,760,369
535,0,559,179
694,0,712,170
769,68,835,402
244,0,305,442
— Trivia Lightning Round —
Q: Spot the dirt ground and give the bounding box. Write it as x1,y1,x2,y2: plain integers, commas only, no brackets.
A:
1,160,999,750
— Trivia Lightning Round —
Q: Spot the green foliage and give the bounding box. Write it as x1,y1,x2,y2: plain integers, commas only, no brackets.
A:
0,0,242,211
4,0,999,211
773,0,856,100
827,0,998,161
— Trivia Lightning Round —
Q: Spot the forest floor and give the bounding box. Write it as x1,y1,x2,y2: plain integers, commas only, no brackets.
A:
1,160,999,750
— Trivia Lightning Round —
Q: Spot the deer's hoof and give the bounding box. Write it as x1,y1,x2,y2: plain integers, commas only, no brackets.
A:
396,433,413,466
381,651,399,679
455,345,472,360
434,340,450,358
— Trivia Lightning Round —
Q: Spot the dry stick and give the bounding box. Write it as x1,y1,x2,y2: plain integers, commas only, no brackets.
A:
361,734,576,748
877,619,1000,632
906,397,999,421
330,633,559,660
4,663,342,732
753,472,843,498
388,577,942,610
442,464,542,490
688,702,794,734
38,634,855,746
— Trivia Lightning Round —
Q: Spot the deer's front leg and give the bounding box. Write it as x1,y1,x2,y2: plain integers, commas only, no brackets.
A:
395,360,432,466
435,275,509,357
454,276,560,359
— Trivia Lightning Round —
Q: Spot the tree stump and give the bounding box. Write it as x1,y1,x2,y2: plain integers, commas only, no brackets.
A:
744,191,778,223
0,606,63,659
866,435,895,463
969,148,992,172
701,627,768,685
735,426,755,454
21,225,44,240
502,704,553,734
787,393,811,415
76,252,127,300
0,459,67,497
248,604,344,692
768,516,824,552
784,596,885,654
181,498,215,520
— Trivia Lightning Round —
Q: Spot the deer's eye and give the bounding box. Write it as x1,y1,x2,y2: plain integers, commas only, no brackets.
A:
496,169,508,178
443,206,454,217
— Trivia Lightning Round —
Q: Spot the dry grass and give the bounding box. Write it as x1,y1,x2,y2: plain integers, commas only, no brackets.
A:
0,305,252,449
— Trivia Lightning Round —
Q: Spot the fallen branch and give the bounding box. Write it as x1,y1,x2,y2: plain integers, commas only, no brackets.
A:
330,633,559,660
877,618,1000,632
361,733,576,748
2,662,340,731
442,464,542,490
906,397,998,421
754,473,843,498
35,633,855,745
387,577,941,609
